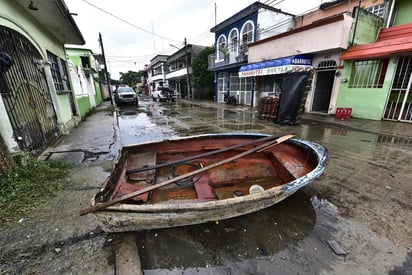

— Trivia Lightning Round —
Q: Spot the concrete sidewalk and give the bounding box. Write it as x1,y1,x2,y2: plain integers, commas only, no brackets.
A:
40,101,118,163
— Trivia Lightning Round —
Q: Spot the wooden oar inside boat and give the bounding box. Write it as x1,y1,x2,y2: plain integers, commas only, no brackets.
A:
79,133,295,216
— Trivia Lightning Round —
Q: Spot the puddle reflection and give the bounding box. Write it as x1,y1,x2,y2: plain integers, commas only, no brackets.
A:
136,191,316,269
118,110,178,146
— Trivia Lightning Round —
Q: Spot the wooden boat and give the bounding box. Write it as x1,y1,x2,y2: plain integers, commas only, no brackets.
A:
81,133,328,233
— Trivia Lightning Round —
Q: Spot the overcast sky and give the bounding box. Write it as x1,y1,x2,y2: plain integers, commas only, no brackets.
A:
65,0,321,80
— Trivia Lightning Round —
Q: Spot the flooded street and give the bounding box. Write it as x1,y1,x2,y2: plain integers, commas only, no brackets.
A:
116,96,412,274
1,96,410,274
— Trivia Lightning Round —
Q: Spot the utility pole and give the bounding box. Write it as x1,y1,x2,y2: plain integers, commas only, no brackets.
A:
215,3,217,25
184,38,192,100
99,32,113,105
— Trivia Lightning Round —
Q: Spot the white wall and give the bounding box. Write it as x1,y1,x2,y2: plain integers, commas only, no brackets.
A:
249,14,353,63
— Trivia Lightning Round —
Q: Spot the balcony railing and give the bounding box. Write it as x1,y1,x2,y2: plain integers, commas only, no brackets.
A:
208,51,248,70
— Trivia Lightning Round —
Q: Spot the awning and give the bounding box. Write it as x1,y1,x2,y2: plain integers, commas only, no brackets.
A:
340,22,412,60
239,54,312,78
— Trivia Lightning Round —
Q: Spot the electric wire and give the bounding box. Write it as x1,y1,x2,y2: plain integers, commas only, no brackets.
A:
78,0,323,74
80,0,181,43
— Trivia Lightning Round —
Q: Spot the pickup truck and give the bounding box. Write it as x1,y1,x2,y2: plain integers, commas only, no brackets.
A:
152,87,177,102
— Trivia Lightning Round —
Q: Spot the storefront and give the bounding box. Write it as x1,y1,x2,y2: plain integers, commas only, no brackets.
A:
239,54,313,124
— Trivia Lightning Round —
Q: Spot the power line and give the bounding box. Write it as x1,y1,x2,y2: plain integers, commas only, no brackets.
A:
80,0,181,43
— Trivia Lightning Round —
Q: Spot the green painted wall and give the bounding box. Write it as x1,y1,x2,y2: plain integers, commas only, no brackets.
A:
337,58,396,120
337,1,412,120
66,48,104,107
393,0,412,25
77,96,92,118
0,1,80,132
350,8,384,46
94,80,103,104
66,48,99,71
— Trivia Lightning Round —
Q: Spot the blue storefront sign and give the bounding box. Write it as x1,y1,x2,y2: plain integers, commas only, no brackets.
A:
239,54,313,77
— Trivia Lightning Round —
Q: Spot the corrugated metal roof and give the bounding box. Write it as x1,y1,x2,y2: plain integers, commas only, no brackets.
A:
340,22,412,60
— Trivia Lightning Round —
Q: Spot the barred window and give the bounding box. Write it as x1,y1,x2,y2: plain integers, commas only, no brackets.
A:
349,59,388,88
229,29,238,52
47,51,71,91
230,73,239,91
366,3,388,18
47,51,63,91
241,21,254,44
217,35,227,60
217,72,227,92
59,59,71,90
240,76,252,91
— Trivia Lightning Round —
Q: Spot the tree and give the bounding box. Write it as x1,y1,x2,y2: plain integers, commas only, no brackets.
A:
191,46,215,99
119,70,143,87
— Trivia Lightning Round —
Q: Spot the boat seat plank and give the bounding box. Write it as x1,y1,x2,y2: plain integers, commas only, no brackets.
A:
209,175,283,187
213,179,279,200
271,147,313,179
206,156,276,184
127,152,156,183
113,183,149,202
194,175,217,201
151,186,198,204
268,152,296,182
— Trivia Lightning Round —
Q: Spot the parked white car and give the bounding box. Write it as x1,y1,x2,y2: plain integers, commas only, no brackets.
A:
152,87,177,102
114,86,138,105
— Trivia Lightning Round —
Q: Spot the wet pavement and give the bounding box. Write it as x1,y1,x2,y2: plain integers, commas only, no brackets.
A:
116,96,412,274
1,95,411,274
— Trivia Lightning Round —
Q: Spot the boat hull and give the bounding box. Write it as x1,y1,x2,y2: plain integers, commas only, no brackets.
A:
90,133,328,232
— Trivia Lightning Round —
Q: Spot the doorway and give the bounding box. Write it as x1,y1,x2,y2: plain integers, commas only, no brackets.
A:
311,60,336,113
0,27,59,154
384,55,412,122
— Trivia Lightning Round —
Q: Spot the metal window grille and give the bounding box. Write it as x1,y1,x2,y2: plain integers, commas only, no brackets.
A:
217,72,228,102
217,72,227,91
317,60,337,69
392,56,412,89
229,30,238,52
242,23,253,44
366,3,388,19
230,73,239,91
349,59,388,88
59,59,71,90
217,36,226,60
384,56,412,121
47,51,64,91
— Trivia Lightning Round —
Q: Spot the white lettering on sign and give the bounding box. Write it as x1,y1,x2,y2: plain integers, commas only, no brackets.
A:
292,58,312,65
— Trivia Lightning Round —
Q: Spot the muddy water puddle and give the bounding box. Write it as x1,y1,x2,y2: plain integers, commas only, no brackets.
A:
135,191,315,269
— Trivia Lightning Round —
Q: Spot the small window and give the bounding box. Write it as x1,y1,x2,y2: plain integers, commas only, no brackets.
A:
241,22,254,44
317,60,337,69
47,51,71,91
217,35,227,60
349,59,388,88
217,72,227,92
80,56,90,68
240,21,254,54
230,73,239,91
366,3,388,18
229,29,238,53
60,59,71,90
